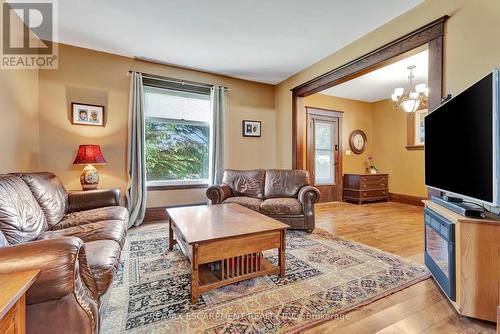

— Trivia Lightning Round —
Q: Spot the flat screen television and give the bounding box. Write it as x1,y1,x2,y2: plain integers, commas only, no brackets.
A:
425,69,500,207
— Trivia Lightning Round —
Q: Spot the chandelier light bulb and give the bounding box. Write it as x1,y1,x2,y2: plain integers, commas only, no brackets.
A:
402,99,419,113
415,83,426,94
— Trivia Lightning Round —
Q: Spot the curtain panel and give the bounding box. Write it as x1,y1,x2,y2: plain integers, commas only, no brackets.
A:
126,72,147,228
210,86,225,185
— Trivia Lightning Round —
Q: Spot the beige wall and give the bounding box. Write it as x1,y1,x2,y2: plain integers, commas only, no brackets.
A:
303,94,373,174
38,44,276,207
276,0,500,170
0,69,40,173
372,99,426,197
0,3,39,173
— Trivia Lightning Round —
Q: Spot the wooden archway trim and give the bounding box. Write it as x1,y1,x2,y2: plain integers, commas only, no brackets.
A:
291,16,449,169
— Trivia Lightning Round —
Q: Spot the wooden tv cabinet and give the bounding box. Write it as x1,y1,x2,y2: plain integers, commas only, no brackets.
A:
423,200,500,323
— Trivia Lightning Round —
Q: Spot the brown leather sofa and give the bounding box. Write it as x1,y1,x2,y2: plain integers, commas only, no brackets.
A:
0,172,128,334
207,169,320,231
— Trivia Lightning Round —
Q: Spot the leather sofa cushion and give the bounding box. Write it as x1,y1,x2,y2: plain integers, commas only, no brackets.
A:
223,197,263,212
15,172,68,228
264,169,310,198
0,230,8,247
84,239,121,297
260,198,303,216
0,175,47,245
39,220,126,247
53,206,129,230
222,169,266,199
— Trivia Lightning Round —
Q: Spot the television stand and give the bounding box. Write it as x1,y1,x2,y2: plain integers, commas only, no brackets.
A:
431,196,484,218
423,200,500,323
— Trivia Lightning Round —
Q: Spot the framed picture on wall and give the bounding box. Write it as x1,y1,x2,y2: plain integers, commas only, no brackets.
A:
242,120,261,137
71,103,105,126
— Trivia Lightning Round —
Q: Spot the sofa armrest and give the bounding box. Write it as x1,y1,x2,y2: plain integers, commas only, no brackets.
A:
298,186,320,232
206,184,233,204
298,186,320,205
67,188,120,213
0,237,98,304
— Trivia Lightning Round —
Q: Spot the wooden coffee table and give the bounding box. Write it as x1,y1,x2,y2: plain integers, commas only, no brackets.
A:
167,203,288,303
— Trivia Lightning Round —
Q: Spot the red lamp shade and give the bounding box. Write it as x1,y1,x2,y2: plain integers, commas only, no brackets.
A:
73,145,106,165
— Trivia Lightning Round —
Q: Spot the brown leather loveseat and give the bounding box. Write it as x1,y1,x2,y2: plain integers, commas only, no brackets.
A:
207,169,320,231
0,172,128,334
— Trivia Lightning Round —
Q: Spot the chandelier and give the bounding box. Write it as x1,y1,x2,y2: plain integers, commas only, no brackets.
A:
391,65,428,113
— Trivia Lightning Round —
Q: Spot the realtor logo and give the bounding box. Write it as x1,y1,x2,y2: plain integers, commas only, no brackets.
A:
1,0,58,69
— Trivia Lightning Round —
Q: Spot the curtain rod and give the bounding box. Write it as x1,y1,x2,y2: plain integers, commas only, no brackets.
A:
127,70,231,92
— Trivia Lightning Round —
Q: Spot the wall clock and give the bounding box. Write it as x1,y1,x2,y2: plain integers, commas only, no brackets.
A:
349,130,367,154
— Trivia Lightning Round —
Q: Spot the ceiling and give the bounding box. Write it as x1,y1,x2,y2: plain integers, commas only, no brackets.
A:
320,49,428,102
52,0,423,84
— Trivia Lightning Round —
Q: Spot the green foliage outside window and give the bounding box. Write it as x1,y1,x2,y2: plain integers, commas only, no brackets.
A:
145,119,209,181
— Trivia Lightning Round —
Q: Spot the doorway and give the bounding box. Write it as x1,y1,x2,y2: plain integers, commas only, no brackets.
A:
291,16,446,171
306,107,342,202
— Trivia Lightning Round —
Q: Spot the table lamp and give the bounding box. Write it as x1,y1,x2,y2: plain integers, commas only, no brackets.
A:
73,144,106,190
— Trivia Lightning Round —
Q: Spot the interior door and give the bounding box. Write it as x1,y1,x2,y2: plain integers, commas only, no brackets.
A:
306,108,342,203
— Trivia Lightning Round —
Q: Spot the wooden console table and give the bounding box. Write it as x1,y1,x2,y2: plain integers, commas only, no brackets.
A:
167,204,288,304
0,270,39,334
343,173,389,204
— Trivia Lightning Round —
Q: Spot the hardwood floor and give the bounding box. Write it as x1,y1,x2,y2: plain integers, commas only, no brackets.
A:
306,201,496,334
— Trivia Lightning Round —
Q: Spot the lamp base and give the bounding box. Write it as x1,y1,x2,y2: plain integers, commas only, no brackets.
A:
80,164,99,191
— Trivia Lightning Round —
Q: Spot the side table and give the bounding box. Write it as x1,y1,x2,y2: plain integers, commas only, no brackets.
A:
0,270,40,334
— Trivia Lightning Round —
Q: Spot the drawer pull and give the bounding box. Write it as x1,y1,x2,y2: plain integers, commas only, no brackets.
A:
363,193,367,196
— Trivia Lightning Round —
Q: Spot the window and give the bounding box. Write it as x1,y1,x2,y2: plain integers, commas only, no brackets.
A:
314,120,336,185
144,86,211,187
414,109,427,146
406,108,427,150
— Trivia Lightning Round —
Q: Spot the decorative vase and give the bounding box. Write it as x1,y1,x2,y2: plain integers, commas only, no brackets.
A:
370,168,377,174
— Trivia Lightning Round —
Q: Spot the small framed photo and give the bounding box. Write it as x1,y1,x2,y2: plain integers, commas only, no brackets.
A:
71,103,105,126
242,120,261,137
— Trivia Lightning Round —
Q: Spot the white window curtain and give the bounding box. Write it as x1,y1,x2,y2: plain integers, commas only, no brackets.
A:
126,72,147,228
210,86,225,185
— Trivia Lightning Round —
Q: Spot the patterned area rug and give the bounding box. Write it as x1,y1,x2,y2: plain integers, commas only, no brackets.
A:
102,223,429,333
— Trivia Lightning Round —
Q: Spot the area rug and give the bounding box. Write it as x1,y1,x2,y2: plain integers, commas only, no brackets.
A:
102,223,429,334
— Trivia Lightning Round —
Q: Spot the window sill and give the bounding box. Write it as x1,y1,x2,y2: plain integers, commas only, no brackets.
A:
147,183,209,191
406,145,424,151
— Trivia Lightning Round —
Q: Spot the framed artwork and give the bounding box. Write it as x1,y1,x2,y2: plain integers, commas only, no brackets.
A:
242,120,261,137
349,129,367,154
71,103,105,126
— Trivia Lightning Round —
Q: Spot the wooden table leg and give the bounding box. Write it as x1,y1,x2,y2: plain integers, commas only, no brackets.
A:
168,218,175,251
278,230,286,278
17,294,26,334
191,244,199,304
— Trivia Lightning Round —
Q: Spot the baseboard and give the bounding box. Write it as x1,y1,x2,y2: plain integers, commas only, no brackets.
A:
144,203,206,222
388,193,426,207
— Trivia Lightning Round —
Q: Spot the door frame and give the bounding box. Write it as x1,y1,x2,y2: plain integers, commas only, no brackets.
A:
306,107,343,202
291,16,448,169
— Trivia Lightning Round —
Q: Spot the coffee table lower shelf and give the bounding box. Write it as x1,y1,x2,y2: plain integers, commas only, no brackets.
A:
197,257,279,292
168,219,286,304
